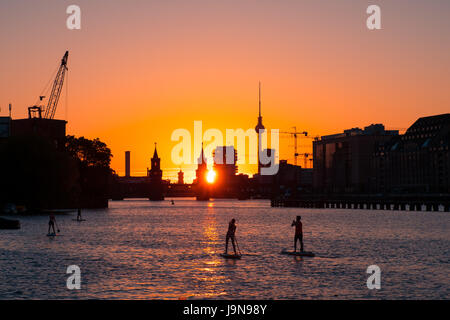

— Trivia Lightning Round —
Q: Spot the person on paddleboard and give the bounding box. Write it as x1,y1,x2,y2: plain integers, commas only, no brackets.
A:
48,214,58,234
225,218,237,255
291,216,304,252
77,208,82,221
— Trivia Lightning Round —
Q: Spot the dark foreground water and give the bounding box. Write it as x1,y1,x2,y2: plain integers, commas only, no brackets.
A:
0,199,448,299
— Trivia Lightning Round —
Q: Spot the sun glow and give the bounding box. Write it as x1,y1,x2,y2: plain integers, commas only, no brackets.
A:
206,170,216,184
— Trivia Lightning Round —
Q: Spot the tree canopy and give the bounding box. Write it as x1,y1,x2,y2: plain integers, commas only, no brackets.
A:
65,135,113,170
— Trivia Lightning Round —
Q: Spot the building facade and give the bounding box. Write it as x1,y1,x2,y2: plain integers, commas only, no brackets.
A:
373,114,450,193
11,118,67,150
0,117,11,138
212,146,238,197
313,124,398,193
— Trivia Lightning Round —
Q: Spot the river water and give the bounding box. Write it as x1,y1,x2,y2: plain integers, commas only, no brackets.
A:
0,199,448,299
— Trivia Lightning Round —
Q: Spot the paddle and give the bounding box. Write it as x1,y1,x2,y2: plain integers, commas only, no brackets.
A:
234,236,242,256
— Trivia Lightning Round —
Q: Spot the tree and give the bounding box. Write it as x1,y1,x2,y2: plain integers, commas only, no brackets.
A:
65,135,113,169
64,136,114,208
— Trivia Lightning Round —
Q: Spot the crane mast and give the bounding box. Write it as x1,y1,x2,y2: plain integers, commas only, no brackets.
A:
280,127,308,166
43,51,69,119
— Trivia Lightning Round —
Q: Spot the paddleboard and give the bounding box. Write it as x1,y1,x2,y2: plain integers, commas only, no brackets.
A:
220,253,242,260
281,250,315,257
47,233,57,237
72,219,86,222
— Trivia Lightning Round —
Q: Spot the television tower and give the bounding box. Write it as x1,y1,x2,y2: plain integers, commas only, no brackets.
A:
254,82,265,175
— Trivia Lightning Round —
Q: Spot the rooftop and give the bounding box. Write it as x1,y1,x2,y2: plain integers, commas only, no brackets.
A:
320,124,398,141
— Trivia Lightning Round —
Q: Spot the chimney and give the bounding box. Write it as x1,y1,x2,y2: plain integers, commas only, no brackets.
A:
125,151,131,177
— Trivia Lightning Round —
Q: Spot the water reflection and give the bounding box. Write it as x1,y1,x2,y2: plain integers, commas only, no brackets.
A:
202,203,219,256
193,202,226,298
224,259,238,266
1,199,448,299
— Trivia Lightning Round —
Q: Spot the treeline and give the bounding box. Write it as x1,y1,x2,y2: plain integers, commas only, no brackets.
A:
0,135,114,211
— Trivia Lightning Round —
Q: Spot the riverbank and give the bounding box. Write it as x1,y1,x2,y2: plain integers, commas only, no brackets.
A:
272,194,450,212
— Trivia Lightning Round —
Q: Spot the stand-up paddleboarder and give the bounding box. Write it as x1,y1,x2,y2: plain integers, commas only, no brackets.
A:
291,216,304,252
48,214,60,235
225,218,237,255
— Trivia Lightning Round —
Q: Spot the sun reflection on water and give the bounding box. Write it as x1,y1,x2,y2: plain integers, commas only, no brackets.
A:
186,202,229,298
1,199,447,299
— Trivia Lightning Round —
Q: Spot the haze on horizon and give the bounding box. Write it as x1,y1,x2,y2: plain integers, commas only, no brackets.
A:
1,0,449,182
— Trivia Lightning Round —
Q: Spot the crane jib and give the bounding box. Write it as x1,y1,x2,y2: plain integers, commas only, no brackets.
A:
44,51,69,120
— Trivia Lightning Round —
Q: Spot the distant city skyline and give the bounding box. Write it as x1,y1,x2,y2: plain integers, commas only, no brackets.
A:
1,0,450,182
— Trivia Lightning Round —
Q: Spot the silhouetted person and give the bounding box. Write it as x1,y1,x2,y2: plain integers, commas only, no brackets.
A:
225,218,237,255
77,208,82,221
291,216,304,252
48,214,58,234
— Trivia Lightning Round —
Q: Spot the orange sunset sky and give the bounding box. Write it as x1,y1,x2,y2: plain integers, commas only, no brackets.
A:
1,0,450,182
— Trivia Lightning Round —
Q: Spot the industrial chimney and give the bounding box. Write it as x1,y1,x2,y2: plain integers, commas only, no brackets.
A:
125,151,131,177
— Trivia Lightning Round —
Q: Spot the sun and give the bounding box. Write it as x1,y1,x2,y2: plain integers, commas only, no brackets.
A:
206,170,216,184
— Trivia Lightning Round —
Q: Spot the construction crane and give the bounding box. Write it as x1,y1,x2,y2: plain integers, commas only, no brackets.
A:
29,51,69,119
280,127,308,166
298,152,311,168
